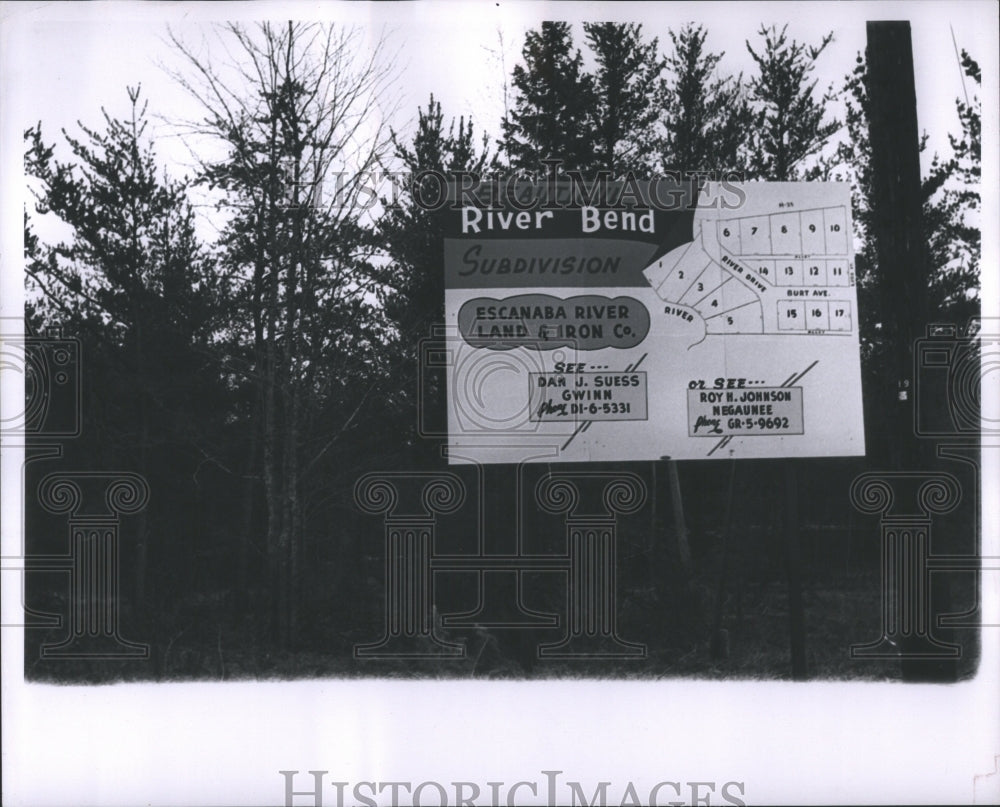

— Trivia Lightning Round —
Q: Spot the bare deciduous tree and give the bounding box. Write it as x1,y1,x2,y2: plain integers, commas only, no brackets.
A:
166,21,398,646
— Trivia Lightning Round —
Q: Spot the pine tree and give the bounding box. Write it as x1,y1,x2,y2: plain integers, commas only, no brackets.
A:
926,50,980,323
833,49,980,340
744,25,840,181
24,86,228,623
381,96,492,340
582,22,664,177
377,95,493,460
659,24,750,173
501,22,597,172
24,88,215,345
828,47,981,465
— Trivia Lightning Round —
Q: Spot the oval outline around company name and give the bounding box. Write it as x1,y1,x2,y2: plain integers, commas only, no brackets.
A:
458,294,650,351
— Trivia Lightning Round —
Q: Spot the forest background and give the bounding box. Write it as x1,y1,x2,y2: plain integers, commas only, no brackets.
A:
4,3,992,683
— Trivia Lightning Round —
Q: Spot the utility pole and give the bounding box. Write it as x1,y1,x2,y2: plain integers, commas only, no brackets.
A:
865,21,957,682
865,21,928,471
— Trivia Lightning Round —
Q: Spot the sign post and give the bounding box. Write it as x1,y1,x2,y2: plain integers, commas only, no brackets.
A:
661,456,692,575
783,462,808,680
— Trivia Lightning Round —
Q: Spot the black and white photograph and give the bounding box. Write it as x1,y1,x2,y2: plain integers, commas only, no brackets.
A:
2,1,998,804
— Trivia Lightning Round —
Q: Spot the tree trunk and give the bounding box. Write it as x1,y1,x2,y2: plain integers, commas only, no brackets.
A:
237,418,259,613
281,262,299,650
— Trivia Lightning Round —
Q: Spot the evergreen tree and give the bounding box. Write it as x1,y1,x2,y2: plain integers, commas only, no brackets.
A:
829,55,879,358
925,50,980,323
23,86,230,634
381,95,492,342
829,48,981,462
377,95,493,459
501,22,597,172
659,24,750,173
833,49,980,343
583,22,664,176
24,88,216,346
744,25,840,180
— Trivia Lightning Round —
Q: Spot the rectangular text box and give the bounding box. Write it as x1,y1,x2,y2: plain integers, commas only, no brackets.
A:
529,372,648,422
687,387,804,437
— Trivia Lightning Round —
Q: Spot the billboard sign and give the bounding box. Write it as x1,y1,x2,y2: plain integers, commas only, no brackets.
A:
441,180,865,463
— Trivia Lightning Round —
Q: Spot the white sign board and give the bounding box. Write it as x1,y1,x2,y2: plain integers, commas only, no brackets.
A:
443,182,865,463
